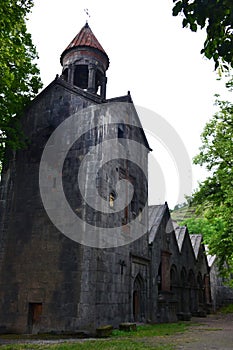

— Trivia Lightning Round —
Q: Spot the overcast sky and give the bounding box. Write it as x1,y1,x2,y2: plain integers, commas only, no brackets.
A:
27,0,231,208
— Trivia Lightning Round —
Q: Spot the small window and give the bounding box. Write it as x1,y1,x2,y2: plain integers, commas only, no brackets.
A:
109,193,115,208
118,124,125,138
138,208,142,222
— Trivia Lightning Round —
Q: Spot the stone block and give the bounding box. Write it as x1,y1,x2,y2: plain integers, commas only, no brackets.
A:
177,312,191,321
119,322,137,332
96,325,113,338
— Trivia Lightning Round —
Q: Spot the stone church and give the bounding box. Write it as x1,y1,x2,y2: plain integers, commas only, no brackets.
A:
0,23,211,334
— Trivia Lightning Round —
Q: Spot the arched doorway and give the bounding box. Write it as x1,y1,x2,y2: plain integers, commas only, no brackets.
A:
197,272,204,305
188,269,197,315
133,274,145,322
180,267,188,313
170,264,178,292
170,265,179,305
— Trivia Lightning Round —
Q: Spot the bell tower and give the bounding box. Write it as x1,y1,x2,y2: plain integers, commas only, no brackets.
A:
60,22,109,99
0,21,151,335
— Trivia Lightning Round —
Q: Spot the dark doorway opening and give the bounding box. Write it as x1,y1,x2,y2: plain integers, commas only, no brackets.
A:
133,274,145,322
27,303,42,334
133,290,139,321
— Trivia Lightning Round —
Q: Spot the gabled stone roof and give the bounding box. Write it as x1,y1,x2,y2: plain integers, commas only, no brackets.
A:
174,226,186,252
174,225,206,261
106,94,151,151
190,234,203,259
148,204,167,244
205,245,216,267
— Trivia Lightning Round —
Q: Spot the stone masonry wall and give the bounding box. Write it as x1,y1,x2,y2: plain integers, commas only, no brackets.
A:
0,79,149,333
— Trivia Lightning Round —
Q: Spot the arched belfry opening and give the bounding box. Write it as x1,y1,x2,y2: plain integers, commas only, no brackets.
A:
73,65,88,89
60,22,109,99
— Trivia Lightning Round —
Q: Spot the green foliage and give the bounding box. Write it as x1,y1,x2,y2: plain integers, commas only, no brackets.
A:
192,93,233,278
0,0,42,163
181,217,225,244
172,0,233,70
112,322,188,338
219,303,233,314
0,342,171,350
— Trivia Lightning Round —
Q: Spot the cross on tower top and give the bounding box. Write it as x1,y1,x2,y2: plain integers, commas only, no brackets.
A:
84,8,90,23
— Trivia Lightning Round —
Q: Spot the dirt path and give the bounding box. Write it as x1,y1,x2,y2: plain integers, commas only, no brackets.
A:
0,313,233,349
171,313,233,350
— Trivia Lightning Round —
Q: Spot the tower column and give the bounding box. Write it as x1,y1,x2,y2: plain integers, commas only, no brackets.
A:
100,76,107,99
88,64,96,93
68,64,75,84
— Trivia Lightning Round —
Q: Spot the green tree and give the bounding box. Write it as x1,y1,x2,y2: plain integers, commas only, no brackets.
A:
172,0,233,70
192,93,233,278
181,217,225,244
0,0,42,163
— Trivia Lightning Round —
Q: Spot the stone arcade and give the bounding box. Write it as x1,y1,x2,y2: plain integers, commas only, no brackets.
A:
0,23,211,334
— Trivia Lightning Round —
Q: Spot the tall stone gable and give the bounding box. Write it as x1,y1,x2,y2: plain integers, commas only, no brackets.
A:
0,23,150,333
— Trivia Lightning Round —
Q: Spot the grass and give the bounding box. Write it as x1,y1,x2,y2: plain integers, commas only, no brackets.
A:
0,323,189,350
112,322,188,337
219,303,233,314
0,341,174,350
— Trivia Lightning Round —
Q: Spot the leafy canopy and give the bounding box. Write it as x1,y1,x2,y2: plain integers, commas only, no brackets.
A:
191,89,233,278
172,0,233,70
181,217,225,245
0,0,42,162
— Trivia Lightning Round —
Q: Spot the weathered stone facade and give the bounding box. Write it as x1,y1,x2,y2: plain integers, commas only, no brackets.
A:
208,256,233,311
148,206,211,323
0,23,212,334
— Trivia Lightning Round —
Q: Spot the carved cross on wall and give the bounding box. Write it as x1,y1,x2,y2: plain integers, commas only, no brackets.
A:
119,259,126,275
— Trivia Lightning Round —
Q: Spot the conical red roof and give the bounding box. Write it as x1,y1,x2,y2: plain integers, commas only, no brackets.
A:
64,22,107,55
